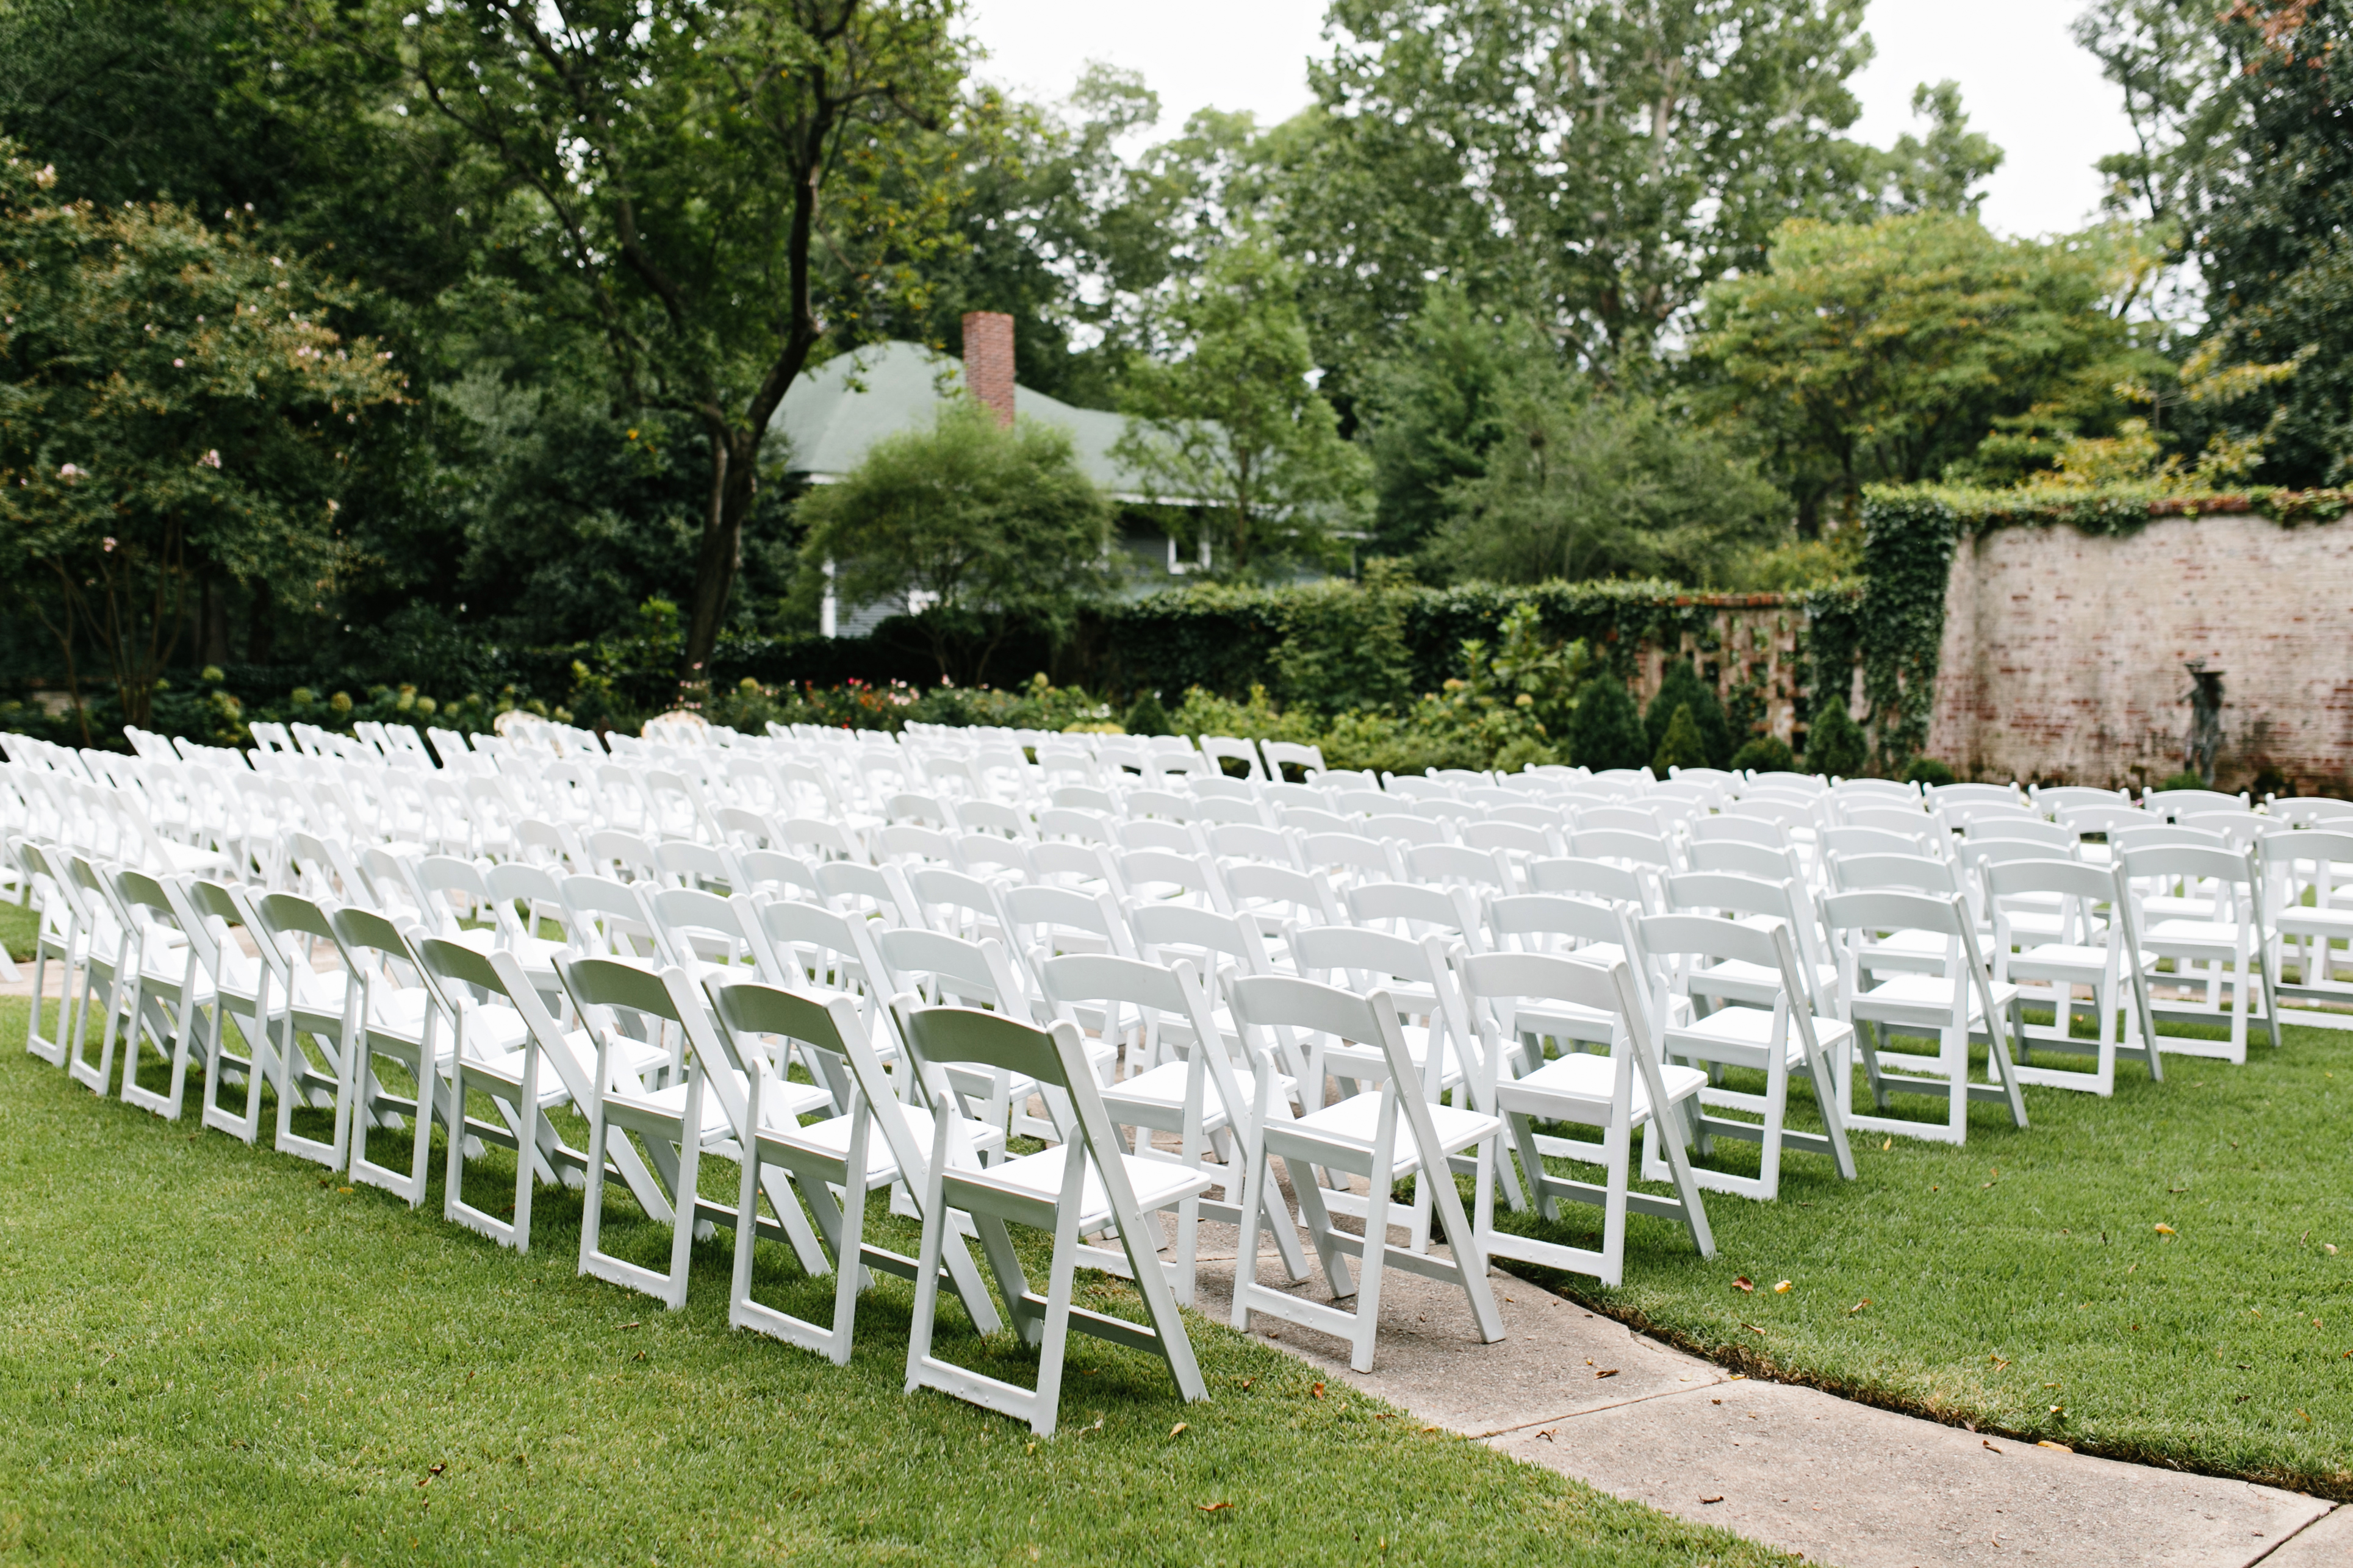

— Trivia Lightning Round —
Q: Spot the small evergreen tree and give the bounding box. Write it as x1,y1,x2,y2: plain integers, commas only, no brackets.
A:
1653,704,1709,773
1903,756,1958,788
1569,675,1648,771
1730,734,1797,775
1803,695,1869,778
1124,690,1172,736
1646,659,1731,767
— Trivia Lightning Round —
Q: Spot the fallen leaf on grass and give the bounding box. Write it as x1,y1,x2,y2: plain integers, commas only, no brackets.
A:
2037,1440,2072,1453
620,1322,641,1331
1847,1299,1872,1315
1700,1495,1725,1505
1881,1137,1891,1151
1733,1277,1754,1293
1309,1382,1324,1399
2154,1224,2176,1236
1988,1355,2011,1370
1741,1323,1766,1336
1595,1369,1619,1379
1773,1280,1793,1294
1169,1422,1188,1437
2329,1244,2340,1256
1537,1428,1557,1442
1983,1439,2003,1454
1196,1502,1232,1514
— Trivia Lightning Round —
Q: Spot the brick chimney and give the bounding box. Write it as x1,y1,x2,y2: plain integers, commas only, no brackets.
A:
961,310,1016,428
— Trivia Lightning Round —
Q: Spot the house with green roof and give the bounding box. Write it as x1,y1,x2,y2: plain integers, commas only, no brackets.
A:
769,319,1210,635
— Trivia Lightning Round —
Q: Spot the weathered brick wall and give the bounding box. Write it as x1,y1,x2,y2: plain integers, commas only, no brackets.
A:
1633,598,1803,747
1925,510,2353,791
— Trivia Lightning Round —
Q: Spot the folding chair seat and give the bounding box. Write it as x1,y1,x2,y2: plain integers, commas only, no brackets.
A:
184,879,285,1144
1821,889,2029,1145
1227,974,1504,1372
1982,856,2161,1096
1629,913,1856,1200
2263,828,2353,1012
705,981,1003,1364
875,925,1110,1138
1529,854,1656,912
333,906,469,1206
16,841,84,1067
98,868,216,1119
560,874,666,964
1113,847,1232,913
815,858,923,927
2120,843,2279,1063
1459,949,1714,1286
898,1003,1210,1435
250,890,361,1171
562,958,827,1306
1663,870,1839,1015
1036,954,1304,1305
1460,818,1559,858
1260,740,1326,782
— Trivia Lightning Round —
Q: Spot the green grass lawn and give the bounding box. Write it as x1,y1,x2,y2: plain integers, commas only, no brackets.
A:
0,998,1786,1567
0,898,35,962
1493,1015,2353,1495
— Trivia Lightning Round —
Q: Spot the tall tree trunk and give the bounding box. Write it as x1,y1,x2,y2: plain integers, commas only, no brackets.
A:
683,423,760,678
200,575,230,666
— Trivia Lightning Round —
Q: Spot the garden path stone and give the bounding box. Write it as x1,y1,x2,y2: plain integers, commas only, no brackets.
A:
1185,1222,2334,1567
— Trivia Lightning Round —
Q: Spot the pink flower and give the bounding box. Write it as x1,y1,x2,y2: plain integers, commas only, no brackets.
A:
172,358,184,368
199,449,221,469
56,462,80,479
102,537,116,552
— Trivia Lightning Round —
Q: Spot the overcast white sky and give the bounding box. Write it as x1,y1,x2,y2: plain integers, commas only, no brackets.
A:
961,0,2137,239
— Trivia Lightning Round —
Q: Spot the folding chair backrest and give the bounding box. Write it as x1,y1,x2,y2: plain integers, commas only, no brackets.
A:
738,848,824,902
900,1001,1081,1094
1820,825,1933,859
1568,829,1676,870
1827,851,1960,895
1224,861,1340,928
1687,839,1804,882
1985,855,2122,907
2121,842,2256,890
816,859,916,925
1003,884,1132,959
655,838,736,890
1129,900,1270,976
875,926,1031,1020
1345,879,1478,943
1404,842,1512,893
1528,855,1647,905
1689,815,1787,850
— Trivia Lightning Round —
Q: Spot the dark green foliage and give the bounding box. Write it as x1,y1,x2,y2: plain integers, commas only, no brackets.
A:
1730,734,1797,775
1804,696,1870,779
2158,770,2209,793
1651,704,1709,774
1353,286,1533,556
1569,677,1650,772
1903,756,1958,788
1858,487,1960,765
1123,690,1172,736
1646,660,1731,768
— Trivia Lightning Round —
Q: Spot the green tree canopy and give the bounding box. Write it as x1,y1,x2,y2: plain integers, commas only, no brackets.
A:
1425,381,1783,585
795,399,1108,685
1113,240,1370,581
1696,212,2138,520
0,148,405,729
1568,675,1648,771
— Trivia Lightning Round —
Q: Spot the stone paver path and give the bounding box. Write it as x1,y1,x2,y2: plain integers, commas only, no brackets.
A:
1185,1224,2335,1567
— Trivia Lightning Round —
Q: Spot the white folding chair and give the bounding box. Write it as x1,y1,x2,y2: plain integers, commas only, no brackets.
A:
1458,950,1714,1287
1227,973,1504,1373
1821,889,2029,1145
705,979,1003,1364
1982,856,2161,1096
900,1002,1210,1436
1630,912,1856,1200
2260,829,2353,1018
2120,842,2280,1062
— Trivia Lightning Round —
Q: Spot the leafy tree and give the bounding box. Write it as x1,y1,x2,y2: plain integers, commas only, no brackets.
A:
1867,81,2005,217
1113,240,1370,580
1425,382,1782,585
1802,694,1868,778
385,0,972,673
1646,659,1731,768
0,149,404,731
2183,3,2353,486
1568,675,1648,771
794,399,1108,684
1283,0,1878,387
1652,704,1709,773
1696,213,2136,521
1353,286,1537,557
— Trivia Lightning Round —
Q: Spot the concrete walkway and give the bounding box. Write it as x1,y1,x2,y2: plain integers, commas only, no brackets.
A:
1184,1223,2335,1568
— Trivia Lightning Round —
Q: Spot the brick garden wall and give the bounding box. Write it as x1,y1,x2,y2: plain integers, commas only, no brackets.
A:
1925,509,2353,792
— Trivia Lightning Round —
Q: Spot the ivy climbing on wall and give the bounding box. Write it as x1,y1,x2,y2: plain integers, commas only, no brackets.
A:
1856,487,1959,769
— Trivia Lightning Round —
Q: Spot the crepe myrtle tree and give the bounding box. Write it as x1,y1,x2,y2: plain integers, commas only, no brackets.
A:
0,146,404,735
